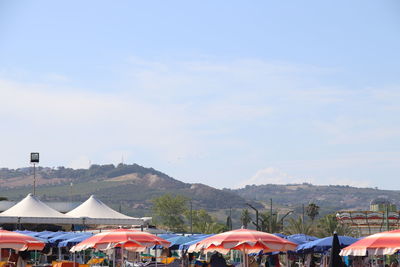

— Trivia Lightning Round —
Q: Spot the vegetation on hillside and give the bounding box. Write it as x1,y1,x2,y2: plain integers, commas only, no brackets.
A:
230,183,400,216
0,164,250,217
151,194,227,233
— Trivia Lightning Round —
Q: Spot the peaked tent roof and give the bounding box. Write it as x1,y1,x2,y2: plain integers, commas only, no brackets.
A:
67,195,133,219
0,194,79,224
1,194,70,218
66,195,145,225
0,194,148,226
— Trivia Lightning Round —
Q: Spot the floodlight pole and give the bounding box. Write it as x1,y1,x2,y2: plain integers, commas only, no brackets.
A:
33,163,36,196
30,152,39,196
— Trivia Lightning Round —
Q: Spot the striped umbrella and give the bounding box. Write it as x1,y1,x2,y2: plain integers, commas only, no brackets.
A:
192,229,297,254
0,230,45,251
340,229,400,256
70,229,170,252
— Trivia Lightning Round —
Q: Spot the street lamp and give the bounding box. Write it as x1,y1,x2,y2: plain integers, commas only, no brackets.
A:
30,152,39,196
246,203,260,231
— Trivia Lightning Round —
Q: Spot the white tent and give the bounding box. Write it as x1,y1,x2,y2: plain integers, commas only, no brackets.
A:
0,194,80,224
66,195,148,225
0,194,149,226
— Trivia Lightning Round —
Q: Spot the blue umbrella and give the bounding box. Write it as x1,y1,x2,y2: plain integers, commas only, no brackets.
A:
157,234,178,239
30,231,52,237
37,231,66,239
178,234,214,251
14,231,47,242
286,234,318,245
166,235,199,249
296,236,358,253
49,232,88,245
273,233,287,239
58,233,93,247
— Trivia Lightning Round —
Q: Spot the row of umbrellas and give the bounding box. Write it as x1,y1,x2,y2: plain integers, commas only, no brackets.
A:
15,230,93,247
6,228,400,257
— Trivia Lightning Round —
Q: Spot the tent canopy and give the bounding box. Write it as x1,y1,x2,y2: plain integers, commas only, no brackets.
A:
67,195,132,219
0,194,148,226
0,194,79,224
66,195,146,225
1,194,70,218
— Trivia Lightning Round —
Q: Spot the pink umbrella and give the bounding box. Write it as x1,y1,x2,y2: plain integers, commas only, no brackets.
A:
192,229,297,254
341,229,400,256
70,229,170,252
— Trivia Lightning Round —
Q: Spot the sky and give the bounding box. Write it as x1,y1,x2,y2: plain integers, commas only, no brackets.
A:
0,0,399,189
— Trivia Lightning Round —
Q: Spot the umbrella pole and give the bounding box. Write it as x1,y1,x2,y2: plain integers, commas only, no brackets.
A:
113,248,116,267
285,253,289,267
242,248,247,267
155,248,157,267
121,244,124,267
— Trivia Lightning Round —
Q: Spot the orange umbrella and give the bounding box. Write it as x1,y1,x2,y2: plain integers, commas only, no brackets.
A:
0,230,45,251
340,229,400,256
192,229,297,254
70,229,170,252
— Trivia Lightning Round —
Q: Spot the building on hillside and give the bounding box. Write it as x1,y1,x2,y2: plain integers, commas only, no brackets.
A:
336,197,399,236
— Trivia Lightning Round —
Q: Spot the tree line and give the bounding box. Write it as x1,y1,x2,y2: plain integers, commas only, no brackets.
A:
152,194,354,237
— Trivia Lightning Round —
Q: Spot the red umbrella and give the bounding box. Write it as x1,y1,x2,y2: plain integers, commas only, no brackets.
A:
192,229,297,254
340,229,400,256
0,230,45,251
70,229,170,252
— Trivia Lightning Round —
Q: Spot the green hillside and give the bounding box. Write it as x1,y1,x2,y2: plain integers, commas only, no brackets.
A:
230,183,400,216
0,164,252,217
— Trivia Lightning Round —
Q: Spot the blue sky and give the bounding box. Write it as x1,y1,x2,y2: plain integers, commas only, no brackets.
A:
0,0,399,189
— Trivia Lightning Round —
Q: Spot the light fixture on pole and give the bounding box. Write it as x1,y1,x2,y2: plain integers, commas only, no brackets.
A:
30,152,39,196
246,203,260,231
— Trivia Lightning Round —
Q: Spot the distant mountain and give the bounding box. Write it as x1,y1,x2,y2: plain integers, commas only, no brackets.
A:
1,164,399,221
0,164,253,217
229,183,400,216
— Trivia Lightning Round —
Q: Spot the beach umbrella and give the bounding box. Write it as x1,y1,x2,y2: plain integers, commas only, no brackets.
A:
0,230,45,251
192,229,297,254
192,229,296,267
340,229,400,256
179,235,214,251
329,233,344,267
285,234,318,245
58,233,93,247
70,229,170,252
164,235,198,249
273,233,287,239
157,234,178,240
297,235,358,253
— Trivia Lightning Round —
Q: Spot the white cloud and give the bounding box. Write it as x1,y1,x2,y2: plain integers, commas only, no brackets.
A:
238,165,372,189
236,167,302,188
1,56,399,189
